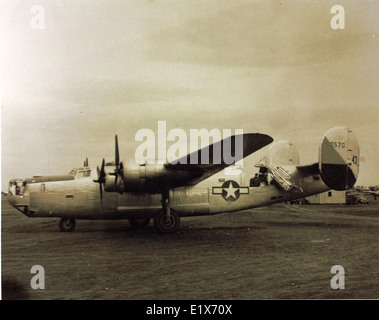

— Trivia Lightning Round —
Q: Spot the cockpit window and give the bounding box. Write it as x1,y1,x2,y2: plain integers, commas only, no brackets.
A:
68,168,91,178
68,169,77,176
77,170,91,178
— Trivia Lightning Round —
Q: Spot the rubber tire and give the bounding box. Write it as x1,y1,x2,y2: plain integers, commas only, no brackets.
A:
129,218,151,229
59,218,76,232
154,209,180,234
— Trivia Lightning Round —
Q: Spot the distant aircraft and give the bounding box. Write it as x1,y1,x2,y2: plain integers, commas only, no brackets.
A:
365,187,379,200
356,186,379,199
8,127,359,233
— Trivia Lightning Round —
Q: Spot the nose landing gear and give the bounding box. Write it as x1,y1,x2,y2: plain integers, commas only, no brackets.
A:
59,218,76,232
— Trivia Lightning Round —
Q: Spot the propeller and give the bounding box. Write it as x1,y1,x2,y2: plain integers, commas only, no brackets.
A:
94,158,105,203
94,135,124,199
84,157,89,167
109,135,125,193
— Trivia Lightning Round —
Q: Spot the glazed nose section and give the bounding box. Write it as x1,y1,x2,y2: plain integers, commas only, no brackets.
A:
8,179,26,196
8,179,28,207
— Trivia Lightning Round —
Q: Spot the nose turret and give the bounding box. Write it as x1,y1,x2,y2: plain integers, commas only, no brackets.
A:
8,179,28,212
8,179,26,196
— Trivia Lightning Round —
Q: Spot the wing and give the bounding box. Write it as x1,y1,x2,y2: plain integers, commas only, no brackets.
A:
164,133,273,186
96,133,273,194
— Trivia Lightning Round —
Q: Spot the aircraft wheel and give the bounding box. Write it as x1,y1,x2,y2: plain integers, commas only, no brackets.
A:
129,218,150,229
59,218,76,232
154,209,180,234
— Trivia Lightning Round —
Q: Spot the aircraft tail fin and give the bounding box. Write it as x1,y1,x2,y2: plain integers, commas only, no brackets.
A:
319,127,359,191
259,140,300,167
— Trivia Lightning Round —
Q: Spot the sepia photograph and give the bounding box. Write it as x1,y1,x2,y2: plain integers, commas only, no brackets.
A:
1,0,378,305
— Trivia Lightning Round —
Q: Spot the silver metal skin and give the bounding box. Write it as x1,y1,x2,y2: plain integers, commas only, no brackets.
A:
7,127,358,233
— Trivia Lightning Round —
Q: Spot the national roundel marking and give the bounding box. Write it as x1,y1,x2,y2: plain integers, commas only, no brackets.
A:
212,180,249,202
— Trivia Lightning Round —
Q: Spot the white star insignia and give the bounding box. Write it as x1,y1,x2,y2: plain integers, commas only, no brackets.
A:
223,182,239,200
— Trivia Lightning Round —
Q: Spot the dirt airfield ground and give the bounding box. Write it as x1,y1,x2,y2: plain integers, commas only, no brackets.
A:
2,196,378,300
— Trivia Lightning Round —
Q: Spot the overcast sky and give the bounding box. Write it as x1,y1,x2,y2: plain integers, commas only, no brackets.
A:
1,0,378,190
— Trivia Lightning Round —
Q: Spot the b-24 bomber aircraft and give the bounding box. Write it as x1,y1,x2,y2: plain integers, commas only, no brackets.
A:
8,126,359,233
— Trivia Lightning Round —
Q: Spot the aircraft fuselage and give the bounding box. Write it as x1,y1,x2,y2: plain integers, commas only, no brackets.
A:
8,165,329,221
6,126,359,233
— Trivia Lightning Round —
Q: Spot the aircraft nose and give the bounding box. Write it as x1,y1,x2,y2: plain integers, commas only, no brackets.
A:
8,179,29,213
7,193,17,206
8,178,26,196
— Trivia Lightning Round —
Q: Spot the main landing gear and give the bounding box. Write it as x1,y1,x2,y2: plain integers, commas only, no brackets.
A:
153,187,180,234
154,209,180,234
59,218,76,232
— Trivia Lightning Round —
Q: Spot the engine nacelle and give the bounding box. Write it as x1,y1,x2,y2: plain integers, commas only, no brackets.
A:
122,162,168,192
103,174,124,193
104,161,196,193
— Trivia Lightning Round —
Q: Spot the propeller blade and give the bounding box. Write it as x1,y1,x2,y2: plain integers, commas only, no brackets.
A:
95,136,124,195
113,135,124,193
115,135,119,168
93,159,105,207
119,162,124,179
99,182,103,206
94,159,105,183
100,159,105,181
98,159,106,205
